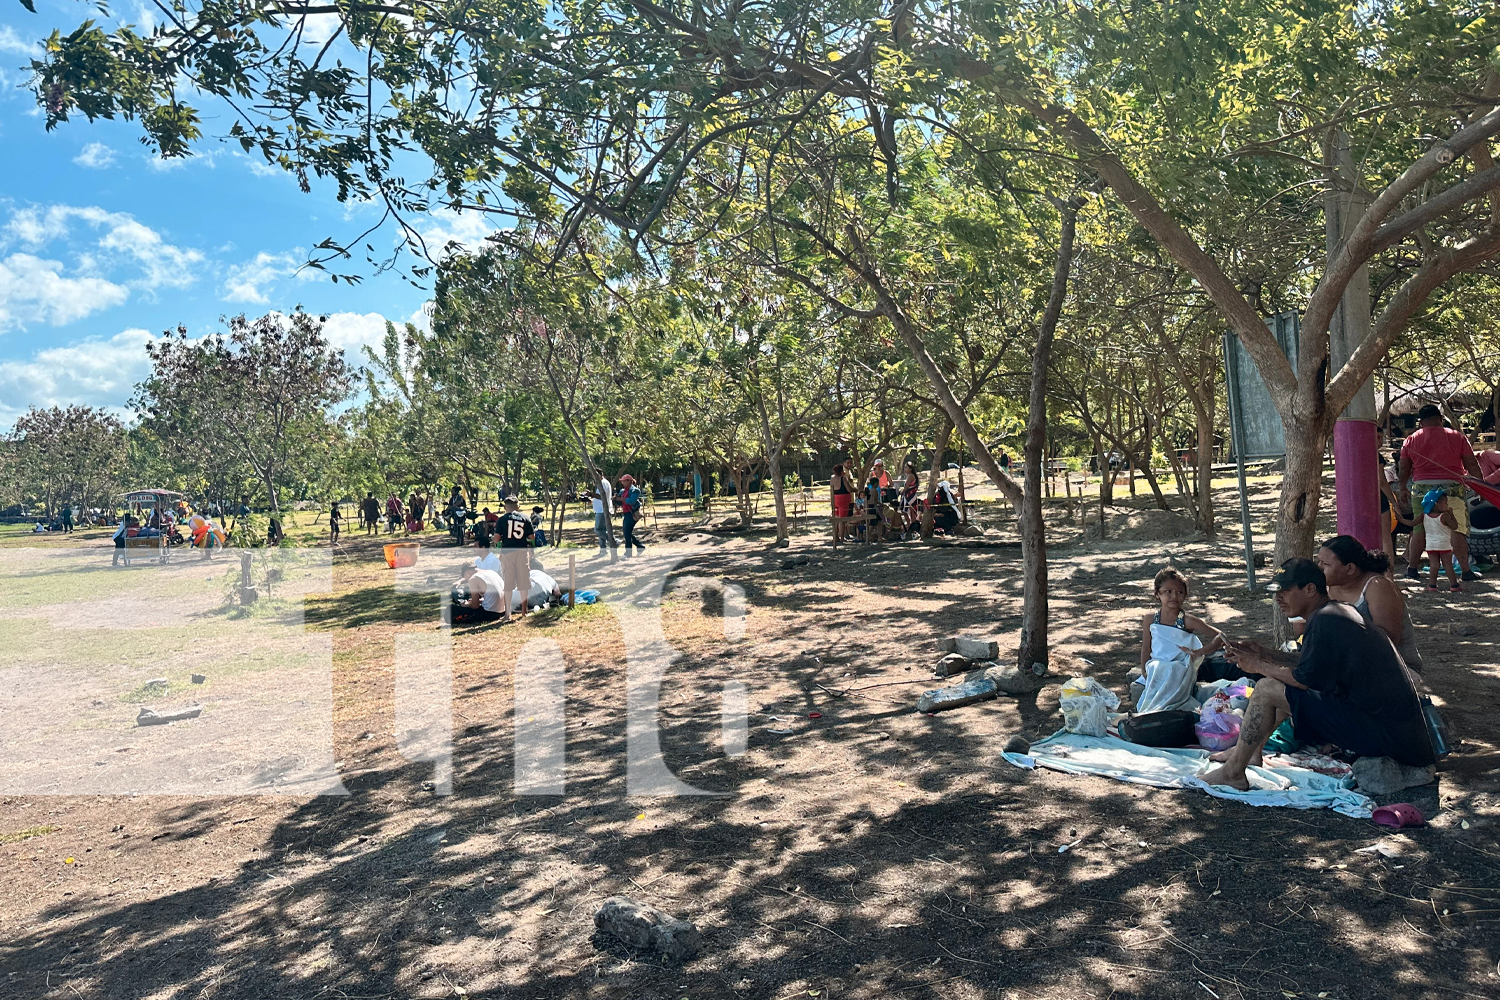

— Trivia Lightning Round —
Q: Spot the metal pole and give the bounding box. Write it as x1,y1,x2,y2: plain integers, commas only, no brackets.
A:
1224,333,1257,592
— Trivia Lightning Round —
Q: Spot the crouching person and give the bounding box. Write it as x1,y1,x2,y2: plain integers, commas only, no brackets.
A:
448,564,506,624
1201,558,1434,791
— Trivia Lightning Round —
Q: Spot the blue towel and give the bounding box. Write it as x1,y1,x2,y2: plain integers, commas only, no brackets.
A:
1003,730,1374,818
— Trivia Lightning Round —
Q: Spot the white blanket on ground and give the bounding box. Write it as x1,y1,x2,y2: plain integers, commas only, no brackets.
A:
1002,731,1375,819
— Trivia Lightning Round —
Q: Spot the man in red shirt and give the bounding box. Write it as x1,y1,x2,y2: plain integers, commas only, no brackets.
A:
1398,405,1482,580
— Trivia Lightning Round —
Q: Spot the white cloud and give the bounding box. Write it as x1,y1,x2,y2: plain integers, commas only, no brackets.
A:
298,13,344,47
73,142,116,169
222,250,319,303
0,328,153,426
97,218,202,290
0,254,130,329
0,25,38,56
416,210,508,259
319,311,393,356
407,301,433,333
0,205,203,323
143,149,218,173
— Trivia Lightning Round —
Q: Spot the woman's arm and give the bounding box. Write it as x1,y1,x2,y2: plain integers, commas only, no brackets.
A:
1361,576,1407,644
1140,615,1153,666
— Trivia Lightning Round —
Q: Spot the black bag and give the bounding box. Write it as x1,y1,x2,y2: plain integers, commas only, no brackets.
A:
1196,654,1258,683
1119,710,1198,748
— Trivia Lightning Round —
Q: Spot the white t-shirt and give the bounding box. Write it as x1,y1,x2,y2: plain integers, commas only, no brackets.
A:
471,569,504,611
512,568,560,610
473,551,500,573
599,478,613,514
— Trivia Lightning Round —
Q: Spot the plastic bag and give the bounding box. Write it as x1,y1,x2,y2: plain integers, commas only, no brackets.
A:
1060,676,1121,738
1195,691,1241,750
1137,624,1203,714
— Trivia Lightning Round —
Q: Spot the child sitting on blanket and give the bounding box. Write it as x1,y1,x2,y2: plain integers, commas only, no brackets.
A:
1135,568,1225,711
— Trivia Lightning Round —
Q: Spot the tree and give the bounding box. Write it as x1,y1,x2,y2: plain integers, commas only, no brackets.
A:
133,312,352,512
432,237,645,549
42,2,1500,652
945,3,1500,562
5,406,127,517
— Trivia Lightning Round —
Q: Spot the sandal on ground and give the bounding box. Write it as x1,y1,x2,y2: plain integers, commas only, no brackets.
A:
1371,803,1425,830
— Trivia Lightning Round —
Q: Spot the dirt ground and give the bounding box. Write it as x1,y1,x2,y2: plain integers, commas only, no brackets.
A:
1,479,1497,1000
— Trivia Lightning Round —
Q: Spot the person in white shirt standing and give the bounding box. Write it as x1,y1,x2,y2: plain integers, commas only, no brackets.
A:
591,476,616,556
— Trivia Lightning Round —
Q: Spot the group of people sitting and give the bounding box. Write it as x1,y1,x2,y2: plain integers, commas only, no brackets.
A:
449,498,572,623
109,504,227,564
830,458,963,542
1135,535,1438,791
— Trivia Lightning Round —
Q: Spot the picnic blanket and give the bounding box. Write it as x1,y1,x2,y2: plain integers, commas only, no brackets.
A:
1003,731,1375,819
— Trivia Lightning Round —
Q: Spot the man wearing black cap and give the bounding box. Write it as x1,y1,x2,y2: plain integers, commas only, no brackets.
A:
1398,404,1481,580
1200,558,1433,791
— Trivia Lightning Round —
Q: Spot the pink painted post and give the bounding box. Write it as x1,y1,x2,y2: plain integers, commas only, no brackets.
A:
1334,418,1382,550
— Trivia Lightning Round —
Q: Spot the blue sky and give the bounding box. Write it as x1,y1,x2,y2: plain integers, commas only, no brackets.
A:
0,3,491,426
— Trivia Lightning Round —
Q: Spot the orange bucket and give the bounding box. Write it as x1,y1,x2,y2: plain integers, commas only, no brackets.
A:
384,542,420,568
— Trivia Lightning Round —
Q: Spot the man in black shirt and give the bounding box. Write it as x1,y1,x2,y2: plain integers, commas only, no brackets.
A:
361,493,380,535
1201,558,1433,791
497,498,534,621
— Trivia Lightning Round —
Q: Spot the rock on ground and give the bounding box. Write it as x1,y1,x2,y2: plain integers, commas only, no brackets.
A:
137,706,203,726
952,636,1000,660
1353,756,1437,796
986,663,1048,695
594,896,701,960
917,676,998,713
934,652,971,678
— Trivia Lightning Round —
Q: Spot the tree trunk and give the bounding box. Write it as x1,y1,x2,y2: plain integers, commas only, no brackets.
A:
262,462,280,514
1016,200,1079,676
557,462,572,545
1161,430,1196,522
1092,438,1114,507
767,445,788,544
752,389,793,544
1272,416,1329,636
1125,442,1169,510
921,419,953,538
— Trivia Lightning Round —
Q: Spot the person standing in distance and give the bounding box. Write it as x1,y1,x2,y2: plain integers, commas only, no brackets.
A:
1398,404,1482,580
617,474,647,555
361,492,380,535
591,476,616,556
497,498,534,621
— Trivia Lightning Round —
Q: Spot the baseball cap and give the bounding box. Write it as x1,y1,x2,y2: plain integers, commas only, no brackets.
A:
1265,557,1326,593
1417,403,1442,421
1422,488,1447,515
619,474,635,484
